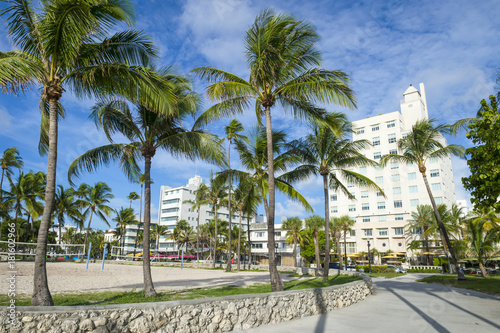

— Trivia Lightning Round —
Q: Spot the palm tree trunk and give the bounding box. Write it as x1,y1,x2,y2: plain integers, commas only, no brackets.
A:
293,235,297,267
0,168,5,241
32,97,59,306
134,183,144,257
247,213,251,270
143,156,156,297
196,206,200,262
226,140,232,271
322,174,330,281
344,229,348,270
264,106,283,292
83,209,94,254
58,215,63,246
213,205,218,268
314,234,320,270
237,208,242,271
479,260,488,278
336,232,343,271
421,172,465,280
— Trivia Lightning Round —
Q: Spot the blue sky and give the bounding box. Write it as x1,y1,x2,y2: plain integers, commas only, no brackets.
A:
0,0,499,230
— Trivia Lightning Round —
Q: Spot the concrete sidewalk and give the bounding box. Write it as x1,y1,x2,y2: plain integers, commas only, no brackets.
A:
243,274,500,333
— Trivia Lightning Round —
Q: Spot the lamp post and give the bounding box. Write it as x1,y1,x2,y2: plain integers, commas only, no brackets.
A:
367,237,372,274
275,242,278,267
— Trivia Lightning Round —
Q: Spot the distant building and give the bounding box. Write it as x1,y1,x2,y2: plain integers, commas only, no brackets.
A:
329,83,457,261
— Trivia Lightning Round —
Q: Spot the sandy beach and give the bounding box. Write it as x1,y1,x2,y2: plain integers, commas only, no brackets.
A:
0,261,292,296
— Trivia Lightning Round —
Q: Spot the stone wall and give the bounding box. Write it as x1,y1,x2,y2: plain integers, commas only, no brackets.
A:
1,273,372,333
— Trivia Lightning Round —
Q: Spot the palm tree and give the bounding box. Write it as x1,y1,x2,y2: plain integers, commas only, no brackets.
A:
132,175,153,257
184,187,205,261
151,224,169,260
329,217,343,270
305,215,324,270
68,73,224,297
113,207,137,256
0,0,173,306
407,205,434,265
193,9,355,291
463,211,500,277
224,119,248,271
127,192,140,209
75,182,114,254
331,215,355,270
195,172,228,268
172,220,194,254
232,177,259,270
282,217,303,268
0,147,23,203
380,119,466,280
288,115,382,280
53,185,83,247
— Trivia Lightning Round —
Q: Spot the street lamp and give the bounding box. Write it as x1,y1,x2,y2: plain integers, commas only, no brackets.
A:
367,237,372,274
275,242,279,267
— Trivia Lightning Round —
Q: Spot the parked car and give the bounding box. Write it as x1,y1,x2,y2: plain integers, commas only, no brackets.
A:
387,265,407,273
322,262,340,269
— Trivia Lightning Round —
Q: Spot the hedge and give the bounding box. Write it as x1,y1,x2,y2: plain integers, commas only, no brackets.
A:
355,265,396,273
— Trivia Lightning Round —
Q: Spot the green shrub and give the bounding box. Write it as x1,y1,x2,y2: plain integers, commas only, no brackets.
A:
355,265,396,273
408,268,441,273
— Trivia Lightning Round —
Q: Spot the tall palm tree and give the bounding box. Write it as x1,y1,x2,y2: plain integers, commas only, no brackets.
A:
151,224,168,260
53,185,83,247
0,0,173,306
224,119,248,271
305,215,324,270
113,207,137,256
329,217,343,270
288,116,382,280
282,217,303,268
331,215,355,270
184,187,205,261
68,80,224,296
407,205,434,265
75,182,114,254
381,119,466,280
0,147,23,196
193,9,355,291
195,172,228,268
127,192,140,209
132,175,153,257
463,211,500,277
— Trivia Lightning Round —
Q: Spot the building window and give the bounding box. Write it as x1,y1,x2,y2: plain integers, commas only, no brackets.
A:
410,199,419,207
349,205,356,212
376,176,383,184
409,185,418,193
361,191,369,198
331,194,337,201
161,216,177,222
373,137,380,146
350,230,356,237
393,187,401,194
392,174,400,182
387,120,396,128
362,203,370,211
432,183,441,191
359,167,367,174
357,127,365,134
347,242,357,254
382,243,386,247
162,199,180,205
430,169,440,177
364,229,373,236
161,208,178,213
331,206,338,213
408,172,417,180
429,156,438,163
376,191,384,197
389,149,398,155
398,242,403,247
347,181,354,188
394,227,404,235
362,216,371,223
388,133,397,143
251,243,264,249
378,202,385,209
379,228,388,236
391,161,399,169
394,200,403,208
374,152,381,160
412,227,423,235
435,197,443,204
378,215,387,222
395,214,404,221
254,232,265,237
372,124,380,132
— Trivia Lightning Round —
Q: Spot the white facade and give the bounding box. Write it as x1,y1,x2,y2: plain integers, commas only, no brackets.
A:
330,83,457,256
158,175,253,252
249,222,297,266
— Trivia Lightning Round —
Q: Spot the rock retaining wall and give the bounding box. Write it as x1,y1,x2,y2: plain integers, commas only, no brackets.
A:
1,273,372,333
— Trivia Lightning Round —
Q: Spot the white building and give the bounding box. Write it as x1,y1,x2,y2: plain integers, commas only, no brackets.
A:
330,83,457,259
158,175,254,252
249,221,296,266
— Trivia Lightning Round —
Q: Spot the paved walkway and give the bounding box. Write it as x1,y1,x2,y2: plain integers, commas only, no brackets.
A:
243,274,500,333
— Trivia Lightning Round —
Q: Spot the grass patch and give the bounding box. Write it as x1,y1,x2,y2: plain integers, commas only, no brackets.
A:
417,274,500,294
0,275,361,307
368,272,406,279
